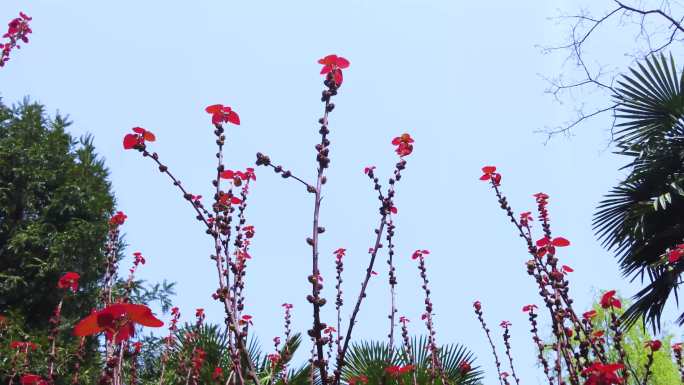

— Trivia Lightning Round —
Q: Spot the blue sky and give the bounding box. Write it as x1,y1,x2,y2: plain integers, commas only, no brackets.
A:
2,1,681,383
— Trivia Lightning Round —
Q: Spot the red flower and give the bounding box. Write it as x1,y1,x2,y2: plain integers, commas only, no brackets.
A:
645,339,662,351
561,265,574,274
473,301,482,311
282,303,293,309
519,211,533,227
334,248,346,261
243,225,255,238
479,166,501,186
348,375,368,385
57,272,80,292
192,348,207,370
600,290,621,309
195,308,205,318
535,236,571,257
239,314,253,326
267,353,281,364
581,362,624,385
411,249,430,260
536,236,571,248
1,13,32,68
318,54,350,86
10,341,38,350
109,211,127,227
385,365,415,377
668,244,684,264
583,310,597,320
324,326,336,334
220,169,255,183
212,367,223,380
131,341,143,353
673,342,683,352
206,104,240,126
522,304,538,313
499,320,511,328
20,374,46,385
73,303,163,343
218,193,242,206
363,166,376,175
392,133,414,157
123,127,156,150
533,192,549,201
133,252,146,266
459,361,472,373
399,316,410,324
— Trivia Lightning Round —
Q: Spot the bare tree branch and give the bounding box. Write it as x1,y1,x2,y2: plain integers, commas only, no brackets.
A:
541,1,684,139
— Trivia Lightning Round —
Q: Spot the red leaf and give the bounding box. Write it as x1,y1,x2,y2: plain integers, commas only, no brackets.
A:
336,57,350,69
536,237,550,247
143,131,156,142
226,111,240,125
73,312,101,337
551,237,570,247
123,134,138,149
205,104,223,114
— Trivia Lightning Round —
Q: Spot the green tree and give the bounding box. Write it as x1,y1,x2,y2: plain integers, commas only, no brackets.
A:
593,54,684,330
542,294,680,384
0,98,114,329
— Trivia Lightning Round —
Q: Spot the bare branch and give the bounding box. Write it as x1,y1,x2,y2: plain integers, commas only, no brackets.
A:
541,1,684,139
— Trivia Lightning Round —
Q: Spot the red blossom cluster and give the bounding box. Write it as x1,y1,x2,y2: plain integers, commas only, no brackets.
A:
123,127,156,150
109,210,127,227
206,104,240,126
479,166,501,186
57,272,80,292
581,363,624,385
385,364,415,377
391,133,414,157
668,243,684,264
318,54,350,86
10,341,38,351
19,374,46,385
1,12,31,68
599,290,621,309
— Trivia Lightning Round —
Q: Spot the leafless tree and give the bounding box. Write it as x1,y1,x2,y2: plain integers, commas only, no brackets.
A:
541,0,684,141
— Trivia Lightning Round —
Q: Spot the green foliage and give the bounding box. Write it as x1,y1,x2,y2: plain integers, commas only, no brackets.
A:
141,322,307,385
0,98,115,329
542,294,681,384
593,53,684,330
342,336,482,385
590,299,679,385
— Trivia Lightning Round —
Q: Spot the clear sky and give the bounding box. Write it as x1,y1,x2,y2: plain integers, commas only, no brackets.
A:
2,1,681,383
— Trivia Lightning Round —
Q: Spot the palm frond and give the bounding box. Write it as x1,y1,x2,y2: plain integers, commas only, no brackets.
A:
594,52,684,332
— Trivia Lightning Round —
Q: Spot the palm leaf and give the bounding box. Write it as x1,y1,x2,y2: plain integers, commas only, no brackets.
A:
594,52,684,332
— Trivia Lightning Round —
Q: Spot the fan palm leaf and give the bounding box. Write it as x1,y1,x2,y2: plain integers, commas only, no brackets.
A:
341,336,482,385
594,52,684,331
